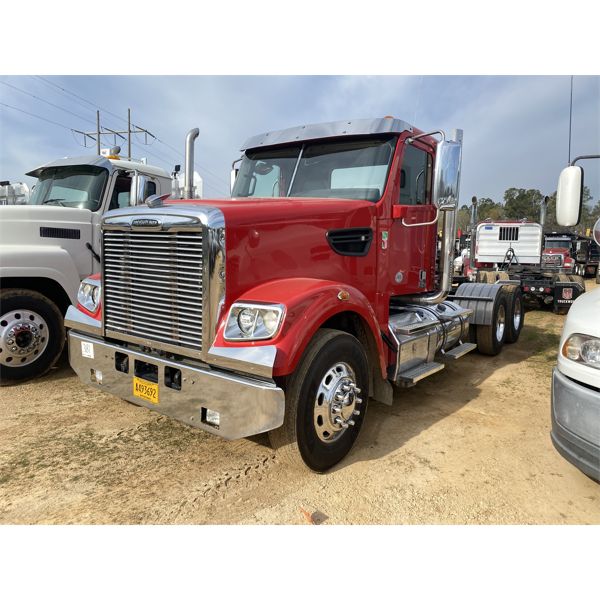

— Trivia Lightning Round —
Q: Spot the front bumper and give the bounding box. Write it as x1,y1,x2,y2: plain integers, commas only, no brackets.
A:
68,330,285,440
551,367,600,481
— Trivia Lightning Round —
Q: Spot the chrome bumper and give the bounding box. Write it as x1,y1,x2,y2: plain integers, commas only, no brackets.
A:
68,330,285,440
551,368,600,481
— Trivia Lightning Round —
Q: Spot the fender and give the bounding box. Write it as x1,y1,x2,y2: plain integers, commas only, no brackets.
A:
212,277,387,378
0,244,82,303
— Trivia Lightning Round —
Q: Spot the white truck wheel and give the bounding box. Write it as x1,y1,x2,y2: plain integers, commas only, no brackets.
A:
0,289,65,384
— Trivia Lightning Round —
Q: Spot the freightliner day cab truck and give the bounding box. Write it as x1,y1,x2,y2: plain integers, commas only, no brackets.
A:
552,155,600,482
65,118,525,472
0,146,182,384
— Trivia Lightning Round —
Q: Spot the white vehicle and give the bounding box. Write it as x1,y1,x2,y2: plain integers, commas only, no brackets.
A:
551,156,600,481
0,148,179,384
0,181,29,205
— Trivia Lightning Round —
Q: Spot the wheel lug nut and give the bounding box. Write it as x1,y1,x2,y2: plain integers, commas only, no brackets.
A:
353,410,360,416
355,398,363,404
332,406,342,414
347,420,355,426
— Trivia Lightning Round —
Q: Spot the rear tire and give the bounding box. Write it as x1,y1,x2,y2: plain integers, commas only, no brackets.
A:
476,291,508,356
504,286,524,343
268,329,369,472
0,289,65,385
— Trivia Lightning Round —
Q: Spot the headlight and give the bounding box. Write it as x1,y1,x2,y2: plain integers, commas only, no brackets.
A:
77,277,101,314
225,303,284,341
562,333,600,369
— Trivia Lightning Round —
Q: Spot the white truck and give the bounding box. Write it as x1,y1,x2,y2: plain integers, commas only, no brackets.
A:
0,148,179,384
552,155,600,482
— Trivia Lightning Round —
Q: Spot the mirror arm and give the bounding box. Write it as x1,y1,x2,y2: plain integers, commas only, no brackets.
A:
570,154,600,166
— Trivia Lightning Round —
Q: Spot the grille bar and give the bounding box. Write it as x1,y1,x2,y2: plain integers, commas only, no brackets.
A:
103,228,204,352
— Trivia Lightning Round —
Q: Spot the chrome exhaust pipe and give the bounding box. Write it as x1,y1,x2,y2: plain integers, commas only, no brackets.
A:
184,128,199,199
470,195,477,269
540,195,548,228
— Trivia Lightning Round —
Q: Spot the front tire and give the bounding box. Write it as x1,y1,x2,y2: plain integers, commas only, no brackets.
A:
268,329,369,472
0,289,65,385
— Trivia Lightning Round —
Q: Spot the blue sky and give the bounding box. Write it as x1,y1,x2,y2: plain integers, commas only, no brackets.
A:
1,75,598,205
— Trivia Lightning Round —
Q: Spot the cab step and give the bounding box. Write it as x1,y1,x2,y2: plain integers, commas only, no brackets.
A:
440,342,477,361
397,361,445,387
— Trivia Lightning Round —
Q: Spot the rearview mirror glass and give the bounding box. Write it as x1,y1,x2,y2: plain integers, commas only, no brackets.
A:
556,165,583,226
433,140,462,210
593,217,600,246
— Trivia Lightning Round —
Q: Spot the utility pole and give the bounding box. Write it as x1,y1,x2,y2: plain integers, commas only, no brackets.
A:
128,108,132,159
73,109,156,159
96,110,101,156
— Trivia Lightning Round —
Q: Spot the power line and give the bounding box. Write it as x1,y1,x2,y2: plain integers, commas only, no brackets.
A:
0,102,73,131
0,80,95,126
35,76,129,126
35,76,230,189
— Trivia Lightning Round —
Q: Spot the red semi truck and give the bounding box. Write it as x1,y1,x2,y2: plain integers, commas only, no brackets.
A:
65,118,522,471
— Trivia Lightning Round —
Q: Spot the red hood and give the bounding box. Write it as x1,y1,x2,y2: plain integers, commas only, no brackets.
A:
165,196,378,308
543,247,570,256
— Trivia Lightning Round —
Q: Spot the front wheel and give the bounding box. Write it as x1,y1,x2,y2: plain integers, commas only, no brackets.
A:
268,329,369,472
0,289,65,385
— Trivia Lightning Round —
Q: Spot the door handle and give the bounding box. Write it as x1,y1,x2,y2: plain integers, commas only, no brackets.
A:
401,207,439,228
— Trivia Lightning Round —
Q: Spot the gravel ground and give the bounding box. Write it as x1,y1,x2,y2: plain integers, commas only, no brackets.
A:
1,282,599,524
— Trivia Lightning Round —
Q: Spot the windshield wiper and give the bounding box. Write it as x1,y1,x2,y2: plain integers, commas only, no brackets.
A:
42,198,67,206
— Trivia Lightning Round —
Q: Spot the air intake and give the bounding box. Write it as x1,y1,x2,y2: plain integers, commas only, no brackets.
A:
326,228,373,257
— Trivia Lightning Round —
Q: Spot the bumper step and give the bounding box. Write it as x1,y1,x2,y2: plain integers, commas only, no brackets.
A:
440,342,477,361
396,361,445,387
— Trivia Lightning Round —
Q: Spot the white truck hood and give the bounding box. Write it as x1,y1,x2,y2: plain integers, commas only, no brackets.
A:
557,287,600,389
0,205,93,242
0,205,95,289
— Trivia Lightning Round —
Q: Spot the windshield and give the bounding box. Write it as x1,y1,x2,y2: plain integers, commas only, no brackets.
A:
29,165,109,211
232,136,397,202
544,239,571,249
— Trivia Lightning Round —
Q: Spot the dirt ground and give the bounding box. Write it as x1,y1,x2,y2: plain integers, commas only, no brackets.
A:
1,283,599,525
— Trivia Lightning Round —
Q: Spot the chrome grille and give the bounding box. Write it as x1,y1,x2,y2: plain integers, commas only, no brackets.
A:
103,229,204,352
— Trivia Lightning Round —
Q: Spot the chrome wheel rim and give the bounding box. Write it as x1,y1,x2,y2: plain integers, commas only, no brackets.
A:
0,309,49,367
496,304,506,343
513,296,522,331
313,362,362,444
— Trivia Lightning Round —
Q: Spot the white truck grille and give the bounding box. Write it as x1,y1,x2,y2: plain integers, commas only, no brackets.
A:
103,229,204,352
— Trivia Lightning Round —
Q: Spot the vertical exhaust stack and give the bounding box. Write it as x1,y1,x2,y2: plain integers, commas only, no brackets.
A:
470,196,478,268
540,195,549,228
184,128,199,199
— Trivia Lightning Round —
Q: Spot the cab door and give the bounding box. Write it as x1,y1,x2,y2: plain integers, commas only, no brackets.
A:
388,140,437,295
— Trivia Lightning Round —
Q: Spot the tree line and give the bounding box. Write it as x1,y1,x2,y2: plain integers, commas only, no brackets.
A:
456,187,600,237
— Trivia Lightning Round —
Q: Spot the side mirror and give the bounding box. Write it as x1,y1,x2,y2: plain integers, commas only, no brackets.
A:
593,217,600,246
556,165,583,226
230,168,239,195
433,140,462,210
130,174,149,205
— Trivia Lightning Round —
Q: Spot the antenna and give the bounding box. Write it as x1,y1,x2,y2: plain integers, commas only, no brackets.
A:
568,75,574,164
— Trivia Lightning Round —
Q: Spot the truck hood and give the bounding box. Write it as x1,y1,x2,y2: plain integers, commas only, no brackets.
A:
104,196,378,308
0,204,93,245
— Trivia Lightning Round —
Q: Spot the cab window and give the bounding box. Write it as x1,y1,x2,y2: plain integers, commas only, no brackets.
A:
399,144,432,205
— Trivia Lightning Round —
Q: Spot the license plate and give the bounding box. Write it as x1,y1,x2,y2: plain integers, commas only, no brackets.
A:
133,377,159,404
